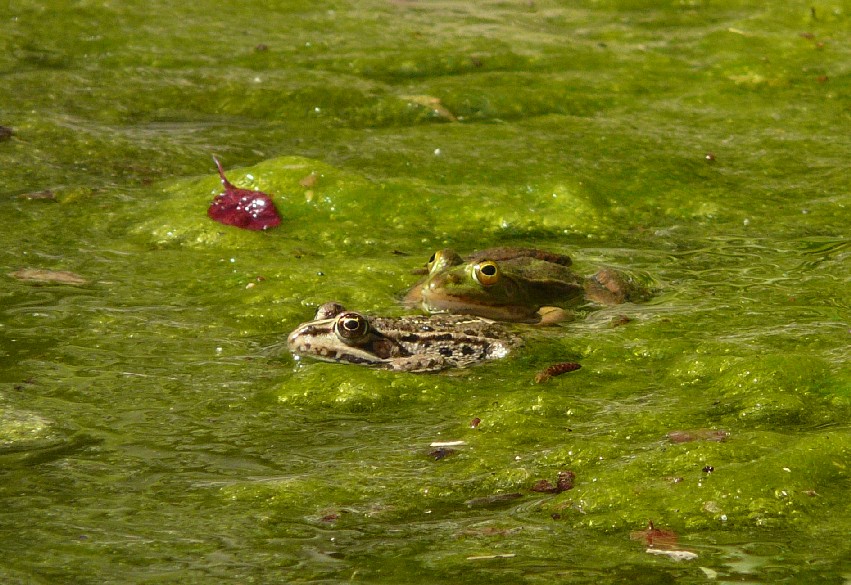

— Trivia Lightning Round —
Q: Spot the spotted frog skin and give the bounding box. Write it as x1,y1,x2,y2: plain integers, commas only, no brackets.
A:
405,247,649,323
287,302,519,372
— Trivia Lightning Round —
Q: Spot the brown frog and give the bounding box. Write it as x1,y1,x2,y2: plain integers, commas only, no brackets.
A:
287,302,519,372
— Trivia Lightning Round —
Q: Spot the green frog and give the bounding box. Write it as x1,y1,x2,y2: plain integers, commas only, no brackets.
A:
405,247,648,324
287,302,519,372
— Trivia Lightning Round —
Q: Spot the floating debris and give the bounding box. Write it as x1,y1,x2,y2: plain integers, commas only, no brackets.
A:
645,548,698,561
531,480,556,493
207,157,281,231
531,470,575,494
428,447,455,460
402,95,458,122
630,521,678,549
16,190,56,201
428,439,466,460
556,470,575,491
534,362,581,383
429,440,466,448
667,429,729,443
9,269,89,285
467,553,516,560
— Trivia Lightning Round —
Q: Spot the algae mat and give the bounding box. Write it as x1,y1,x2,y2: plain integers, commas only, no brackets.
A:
1,1,849,583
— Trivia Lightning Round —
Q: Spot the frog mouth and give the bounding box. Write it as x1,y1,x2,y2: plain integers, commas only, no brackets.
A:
418,289,533,322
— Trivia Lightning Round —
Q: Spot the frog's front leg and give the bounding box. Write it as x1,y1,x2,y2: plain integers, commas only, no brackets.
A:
535,306,574,326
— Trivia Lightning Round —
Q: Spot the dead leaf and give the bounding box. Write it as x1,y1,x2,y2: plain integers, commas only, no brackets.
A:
9,269,89,285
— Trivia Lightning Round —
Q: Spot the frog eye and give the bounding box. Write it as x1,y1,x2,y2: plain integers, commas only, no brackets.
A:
473,261,500,286
335,312,369,341
427,250,443,273
315,301,345,320
427,248,462,273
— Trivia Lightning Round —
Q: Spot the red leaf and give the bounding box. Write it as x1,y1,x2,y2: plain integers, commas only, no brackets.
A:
207,157,281,231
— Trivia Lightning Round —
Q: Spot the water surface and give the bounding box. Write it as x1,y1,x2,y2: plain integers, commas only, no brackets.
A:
1,1,849,582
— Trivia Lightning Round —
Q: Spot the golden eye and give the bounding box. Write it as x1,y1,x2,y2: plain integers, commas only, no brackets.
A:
473,261,500,286
334,312,369,341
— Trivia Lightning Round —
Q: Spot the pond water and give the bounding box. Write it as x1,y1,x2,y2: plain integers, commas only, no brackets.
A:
1,1,849,582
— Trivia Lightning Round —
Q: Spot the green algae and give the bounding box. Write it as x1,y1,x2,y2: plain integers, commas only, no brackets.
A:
2,0,850,582
0,404,52,447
